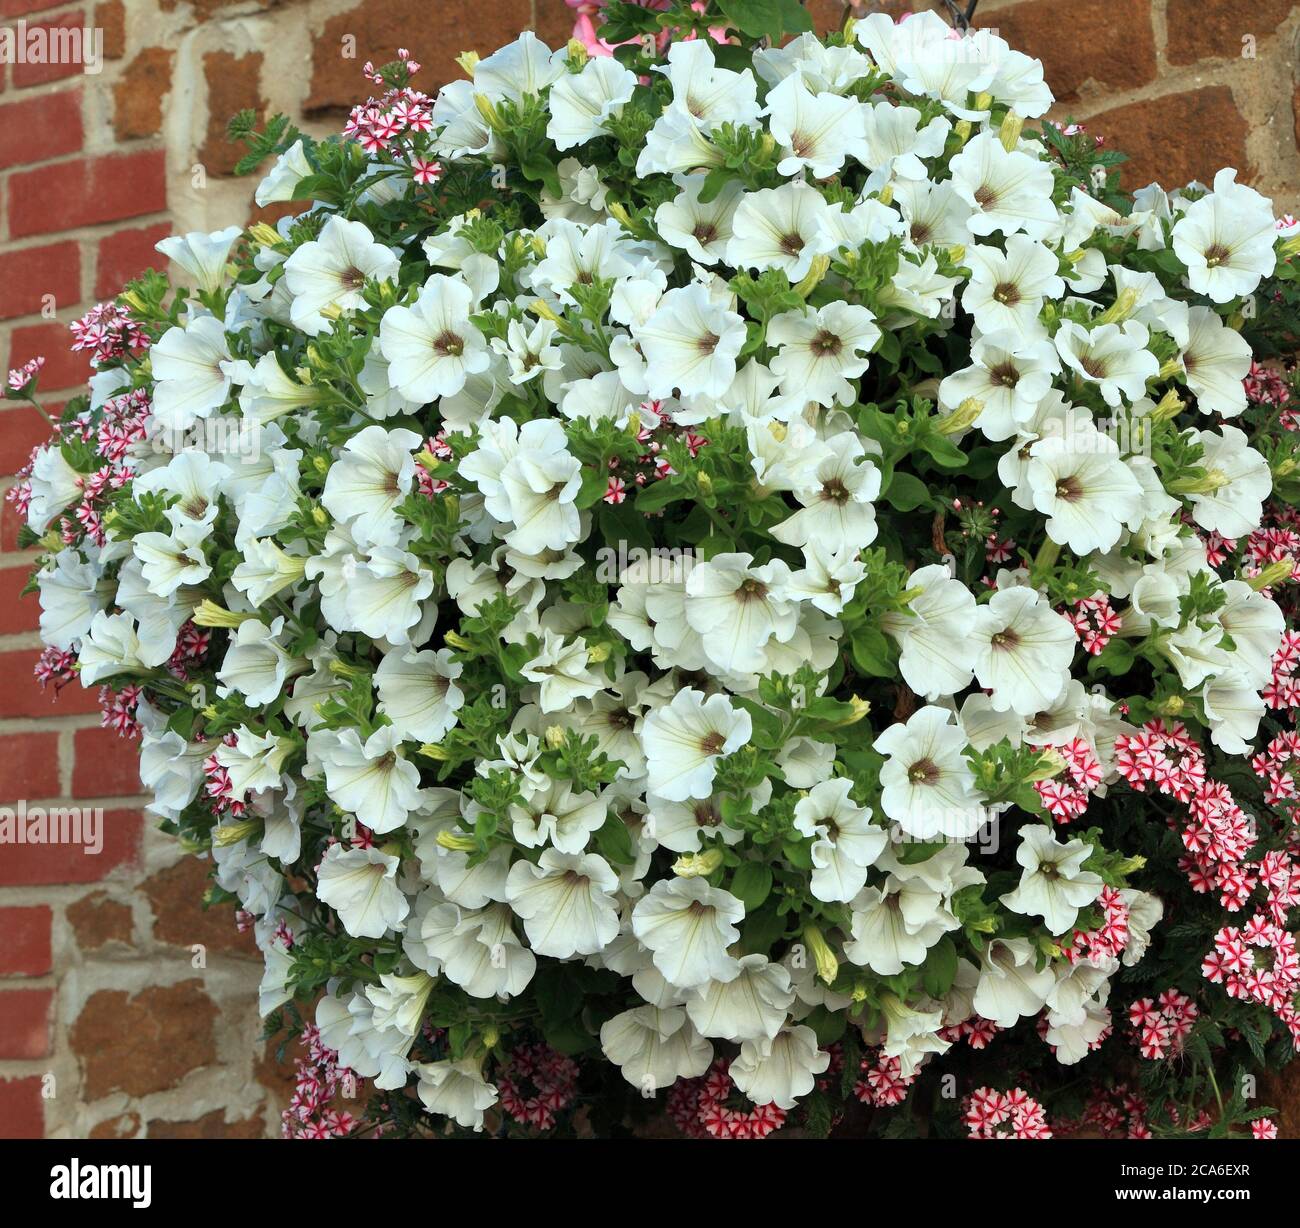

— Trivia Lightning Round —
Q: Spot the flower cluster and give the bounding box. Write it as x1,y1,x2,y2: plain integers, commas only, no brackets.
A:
15,2,1300,1139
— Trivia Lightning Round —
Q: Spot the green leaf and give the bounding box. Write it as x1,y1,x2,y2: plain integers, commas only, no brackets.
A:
593,812,636,866
717,0,812,39
882,471,930,512
730,861,773,911
922,936,959,998
850,625,895,678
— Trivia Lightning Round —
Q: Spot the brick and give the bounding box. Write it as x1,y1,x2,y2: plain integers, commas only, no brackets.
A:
66,891,132,949
148,1109,265,1139
144,858,255,955
0,403,54,475
0,905,52,974
0,1077,43,1139
0,563,39,632
0,88,83,169
0,807,143,886
112,45,174,140
1,0,76,14
0,649,103,718
0,731,59,800
975,0,1155,104
95,0,125,60
199,50,265,176
72,724,142,796
1165,0,1295,65
8,149,167,239
0,496,34,552
71,979,217,1098
95,221,170,299
6,321,90,392
0,988,52,1058
11,11,95,89
307,0,534,113
1090,86,1251,192
0,240,81,320
90,1111,141,1138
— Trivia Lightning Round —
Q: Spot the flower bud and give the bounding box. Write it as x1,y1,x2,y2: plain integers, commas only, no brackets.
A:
673,849,724,878
803,925,839,985
1248,559,1295,591
936,397,983,435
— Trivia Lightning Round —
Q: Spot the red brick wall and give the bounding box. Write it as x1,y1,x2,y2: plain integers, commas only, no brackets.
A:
0,0,1297,1139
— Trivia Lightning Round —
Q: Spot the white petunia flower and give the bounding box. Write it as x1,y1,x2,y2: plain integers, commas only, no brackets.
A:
345,546,435,644
969,586,1075,715
768,302,880,407
938,332,1059,441
684,954,794,1042
320,424,421,548
547,55,638,150
422,901,535,997
769,434,882,555
1171,168,1277,303
216,616,306,706
132,518,212,597
520,629,605,712
949,131,1057,238
874,705,984,839
793,777,886,903
684,552,799,674
149,316,234,430
77,610,145,685
972,937,1055,1027
283,215,398,335
631,877,744,988
379,273,490,402
727,180,836,280
321,725,424,834
1026,427,1144,554
636,283,746,400
654,174,743,265
509,779,608,854
375,647,465,741
415,1060,498,1132
599,1005,712,1092
1179,305,1252,416
155,226,243,294
880,563,979,699
1054,320,1159,407
316,845,409,938
766,73,866,178
1182,425,1271,538
1000,825,1104,934
961,236,1063,343
505,849,621,957
730,1025,829,1110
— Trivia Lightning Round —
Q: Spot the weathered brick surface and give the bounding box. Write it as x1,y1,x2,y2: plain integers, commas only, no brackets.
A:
1089,85,1252,191
1,0,1299,1143
70,980,217,1099
976,0,1157,103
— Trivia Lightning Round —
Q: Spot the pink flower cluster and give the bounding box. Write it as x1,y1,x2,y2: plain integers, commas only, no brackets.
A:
1067,885,1131,964
1066,594,1121,656
963,1087,1052,1139
1128,990,1198,1059
667,1059,786,1139
496,1042,579,1131
1035,737,1103,822
852,1050,916,1107
282,1024,359,1140
69,302,149,366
